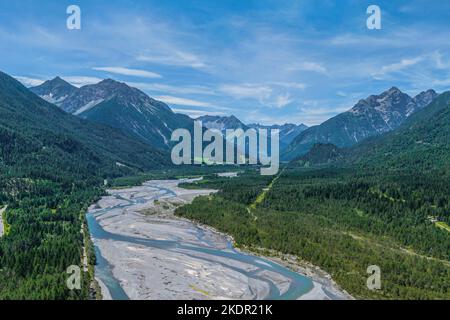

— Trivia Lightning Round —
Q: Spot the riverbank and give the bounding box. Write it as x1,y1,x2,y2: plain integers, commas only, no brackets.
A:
237,247,353,300
174,207,352,300
87,178,351,300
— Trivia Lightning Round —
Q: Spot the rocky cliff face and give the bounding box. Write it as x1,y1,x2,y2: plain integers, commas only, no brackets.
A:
283,87,438,160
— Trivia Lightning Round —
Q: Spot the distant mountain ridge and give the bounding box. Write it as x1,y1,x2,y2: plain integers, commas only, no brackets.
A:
347,90,450,169
197,115,308,149
29,77,78,107
31,78,193,150
248,123,308,149
1,71,170,176
283,87,438,160
33,79,438,160
197,115,247,131
295,91,450,170
31,78,310,152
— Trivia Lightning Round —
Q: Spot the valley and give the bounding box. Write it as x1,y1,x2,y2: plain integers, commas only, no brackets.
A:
176,168,450,299
86,177,350,300
0,69,448,300
1,0,450,305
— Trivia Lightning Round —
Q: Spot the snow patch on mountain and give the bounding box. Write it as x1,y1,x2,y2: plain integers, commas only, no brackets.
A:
74,99,105,115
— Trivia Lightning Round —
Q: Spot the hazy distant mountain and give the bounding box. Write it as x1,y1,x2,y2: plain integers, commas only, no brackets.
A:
32,79,193,150
197,115,308,150
248,123,308,149
283,87,438,160
30,77,78,107
197,115,247,131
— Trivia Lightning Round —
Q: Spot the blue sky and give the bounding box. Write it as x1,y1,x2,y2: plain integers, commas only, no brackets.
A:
1,0,450,126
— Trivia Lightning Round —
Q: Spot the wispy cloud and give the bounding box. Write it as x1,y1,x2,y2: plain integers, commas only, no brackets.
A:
62,76,104,87
373,57,423,78
273,93,292,108
128,82,216,96
93,67,162,79
288,62,328,75
172,108,226,117
218,84,273,101
14,76,44,87
270,82,307,90
431,78,450,87
431,51,450,69
294,100,353,125
299,105,349,116
218,84,295,108
137,51,206,69
155,95,212,108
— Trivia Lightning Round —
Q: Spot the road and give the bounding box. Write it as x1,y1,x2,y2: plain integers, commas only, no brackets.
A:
0,205,7,237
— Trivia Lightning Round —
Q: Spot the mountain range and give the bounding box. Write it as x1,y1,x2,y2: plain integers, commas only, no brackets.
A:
30,76,442,165
197,115,308,148
0,71,169,181
29,76,78,107
31,77,193,150
283,87,438,160
248,123,308,149
197,115,247,131
3,68,449,301
32,77,310,155
296,91,450,171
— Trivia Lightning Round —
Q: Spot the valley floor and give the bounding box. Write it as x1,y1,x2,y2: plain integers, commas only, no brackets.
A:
87,179,350,300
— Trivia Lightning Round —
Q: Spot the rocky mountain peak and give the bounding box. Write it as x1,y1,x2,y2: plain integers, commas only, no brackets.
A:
406,89,438,116
387,86,401,94
46,76,72,87
30,76,78,106
283,86,439,160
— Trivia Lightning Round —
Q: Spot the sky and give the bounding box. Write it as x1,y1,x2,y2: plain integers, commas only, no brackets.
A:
1,0,450,126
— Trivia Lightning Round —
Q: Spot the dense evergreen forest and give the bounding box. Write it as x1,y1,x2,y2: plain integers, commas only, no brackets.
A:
1,68,449,300
176,95,450,299
176,166,450,299
176,89,450,298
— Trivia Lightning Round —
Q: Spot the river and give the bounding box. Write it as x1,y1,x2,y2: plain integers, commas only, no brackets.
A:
86,179,338,300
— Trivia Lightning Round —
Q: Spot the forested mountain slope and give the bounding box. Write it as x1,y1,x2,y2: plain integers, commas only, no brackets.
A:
1,72,169,174
0,71,170,299
296,91,450,172
32,78,193,150
283,88,438,160
175,90,450,300
349,91,450,171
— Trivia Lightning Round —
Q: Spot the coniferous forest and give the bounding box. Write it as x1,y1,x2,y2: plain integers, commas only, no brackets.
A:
0,72,168,299
176,94,450,299
176,166,450,299
1,61,449,301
